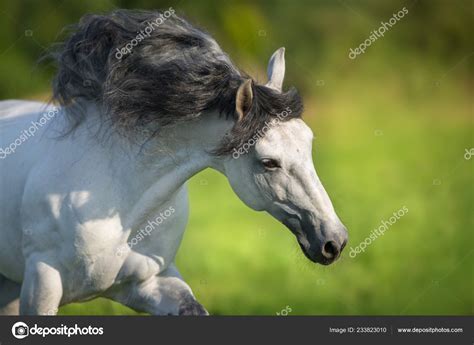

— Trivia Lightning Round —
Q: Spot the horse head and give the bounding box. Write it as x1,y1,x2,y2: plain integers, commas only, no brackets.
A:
223,48,348,265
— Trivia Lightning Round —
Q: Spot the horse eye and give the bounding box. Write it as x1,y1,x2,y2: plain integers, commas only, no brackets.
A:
261,158,280,170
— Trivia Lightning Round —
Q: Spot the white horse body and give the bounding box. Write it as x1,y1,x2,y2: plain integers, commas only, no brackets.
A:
0,100,228,314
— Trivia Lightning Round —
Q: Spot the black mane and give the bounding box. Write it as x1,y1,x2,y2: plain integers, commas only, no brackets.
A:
50,9,303,154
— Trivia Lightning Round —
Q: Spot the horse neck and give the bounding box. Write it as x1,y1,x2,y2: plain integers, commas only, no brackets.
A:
134,110,232,178
94,108,233,221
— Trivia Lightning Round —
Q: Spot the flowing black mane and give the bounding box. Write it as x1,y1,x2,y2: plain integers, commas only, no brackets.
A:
50,9,303,154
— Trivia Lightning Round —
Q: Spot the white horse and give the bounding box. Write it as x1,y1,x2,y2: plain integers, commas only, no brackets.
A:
0,10,347,315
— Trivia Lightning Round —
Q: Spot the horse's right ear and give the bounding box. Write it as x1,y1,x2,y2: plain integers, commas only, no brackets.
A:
235,79,253,121
265,47,285,92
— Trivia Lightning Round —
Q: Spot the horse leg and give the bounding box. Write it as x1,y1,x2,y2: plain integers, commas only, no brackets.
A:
106,264,208,316
0,274,21,315
19,259,63,315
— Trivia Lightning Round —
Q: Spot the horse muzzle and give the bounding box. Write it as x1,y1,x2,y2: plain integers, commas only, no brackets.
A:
283,217,348,265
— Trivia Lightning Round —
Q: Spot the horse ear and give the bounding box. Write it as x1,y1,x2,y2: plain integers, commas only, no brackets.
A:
235,79,253,121
265,47,285,92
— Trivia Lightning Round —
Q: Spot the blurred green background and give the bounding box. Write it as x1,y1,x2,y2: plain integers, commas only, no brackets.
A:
1,0,472,315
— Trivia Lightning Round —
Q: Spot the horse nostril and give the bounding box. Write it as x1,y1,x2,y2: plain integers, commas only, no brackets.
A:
322,241,340,259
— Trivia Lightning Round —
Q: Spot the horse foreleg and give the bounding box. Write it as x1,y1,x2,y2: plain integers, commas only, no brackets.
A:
19,260,63,315
106,264,208,316
0,274,21,315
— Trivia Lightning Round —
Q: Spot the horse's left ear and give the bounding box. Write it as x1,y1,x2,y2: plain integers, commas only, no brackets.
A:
265,47,285,92
235,79,253,121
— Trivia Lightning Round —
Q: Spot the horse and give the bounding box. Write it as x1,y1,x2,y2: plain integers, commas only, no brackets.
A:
0,9,348,315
